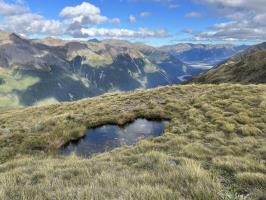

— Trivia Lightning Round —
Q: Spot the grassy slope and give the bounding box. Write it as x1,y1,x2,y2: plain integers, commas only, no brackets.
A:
0,84,266,199
189,49,266,84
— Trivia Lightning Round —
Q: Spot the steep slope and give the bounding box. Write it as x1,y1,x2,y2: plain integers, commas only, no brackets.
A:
160,43,248,66
0,84,265,199
102,39,203,83
0,32,190,107
0,34,98,106
189,42,266,84
65,40,172,89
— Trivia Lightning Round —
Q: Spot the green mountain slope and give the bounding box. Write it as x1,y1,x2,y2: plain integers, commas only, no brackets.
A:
160,43,248,66
189,42,266,84
0,32,194,107
0,84,265,199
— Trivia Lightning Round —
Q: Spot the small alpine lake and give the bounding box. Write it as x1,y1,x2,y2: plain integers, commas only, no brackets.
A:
59,118,169,157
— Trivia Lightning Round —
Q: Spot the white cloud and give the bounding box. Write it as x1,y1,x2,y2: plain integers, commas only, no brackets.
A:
60,2,100,17
80,27,168,38
0,0,28,15
128,15,137,23
0,1,62,36
0,1,169,39
140,12,151,18
60,2,108,26
185,12,202,18
189,0,266,41
1,13,62,36
198,0,266,12
110,18,121,24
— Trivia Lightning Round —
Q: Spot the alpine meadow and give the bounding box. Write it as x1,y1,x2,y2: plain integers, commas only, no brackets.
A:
0,0,265,200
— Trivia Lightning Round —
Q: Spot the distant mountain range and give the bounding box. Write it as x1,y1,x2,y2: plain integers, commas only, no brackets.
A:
0,31,204,107
189,42,266,84
0,30,256,107
160,43,248,66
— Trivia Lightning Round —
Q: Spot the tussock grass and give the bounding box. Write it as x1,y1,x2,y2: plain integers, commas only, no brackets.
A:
0,84,265,199
236,172,266,189
238,125,263,136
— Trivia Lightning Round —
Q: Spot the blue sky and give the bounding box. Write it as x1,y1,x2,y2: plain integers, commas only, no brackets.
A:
0,0,265,46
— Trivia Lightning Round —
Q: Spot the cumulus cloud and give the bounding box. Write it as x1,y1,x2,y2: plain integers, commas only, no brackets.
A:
1,13,62,36
190,0,266,41
0,1,62,36
198,0,266,12
128,15,137,23
60,2,108,25
110,18,121,24
0,1,169,39
80,27,168,38
60,2,100,17
185,12,202,18
140,12,152,18
0,0,28,15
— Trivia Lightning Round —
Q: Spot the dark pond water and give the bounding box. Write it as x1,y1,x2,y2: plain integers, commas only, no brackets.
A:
0,78,5,84
59,118,169,157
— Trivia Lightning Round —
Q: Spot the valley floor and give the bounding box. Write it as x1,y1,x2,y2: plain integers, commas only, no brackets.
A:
0,84,265,200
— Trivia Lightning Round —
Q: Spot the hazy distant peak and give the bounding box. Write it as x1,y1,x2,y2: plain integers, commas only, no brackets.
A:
189,42,266,84
101,39,132,47
32,37,68,47
88,38,100,43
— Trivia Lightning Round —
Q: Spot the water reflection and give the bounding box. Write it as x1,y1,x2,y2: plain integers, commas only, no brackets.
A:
59,118,168,157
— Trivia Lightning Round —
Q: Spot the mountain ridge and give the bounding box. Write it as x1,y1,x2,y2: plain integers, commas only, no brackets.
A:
0,31,196,107
188,42,266,84
160,43,248,66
